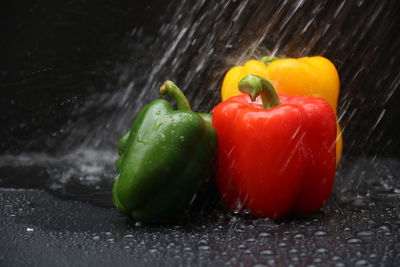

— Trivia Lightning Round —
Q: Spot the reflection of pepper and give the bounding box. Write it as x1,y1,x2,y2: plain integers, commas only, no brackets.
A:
221,56,342,164
113,81,217,223
213,75,336,218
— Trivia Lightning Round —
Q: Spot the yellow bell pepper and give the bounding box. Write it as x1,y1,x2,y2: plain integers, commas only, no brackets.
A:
221,56,343,164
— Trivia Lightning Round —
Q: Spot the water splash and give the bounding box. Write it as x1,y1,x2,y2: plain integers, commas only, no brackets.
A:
0,149,115,206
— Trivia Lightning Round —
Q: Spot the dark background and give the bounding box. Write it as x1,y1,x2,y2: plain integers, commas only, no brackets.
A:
1,0,167,153
1,0,400,159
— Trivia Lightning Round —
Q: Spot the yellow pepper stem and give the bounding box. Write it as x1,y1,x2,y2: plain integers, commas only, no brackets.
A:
261,56,279,65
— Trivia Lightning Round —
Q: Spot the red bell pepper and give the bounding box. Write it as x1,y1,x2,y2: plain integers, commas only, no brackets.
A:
212,75,336,219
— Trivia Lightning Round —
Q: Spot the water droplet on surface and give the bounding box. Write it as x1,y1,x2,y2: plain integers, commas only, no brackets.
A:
369,253,377,259
198,245,211,251
198,239,208,245
316,248,328,254
260,250,274,256
347,238,362,244
314,258,323,263
258,232,271,238
244,249,252,254
356,231,373,237
137,137,148,144
238,244,246,249
378,225,389,231
278,242,287,247
332,256,342,261
314,231,328,236
352,198,369,207
294,233,305,239
267,259,276,265
158,132,166,140
355,259,370,266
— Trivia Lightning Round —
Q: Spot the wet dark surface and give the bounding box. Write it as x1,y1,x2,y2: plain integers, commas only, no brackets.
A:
1,0,400,266
1,158,400,267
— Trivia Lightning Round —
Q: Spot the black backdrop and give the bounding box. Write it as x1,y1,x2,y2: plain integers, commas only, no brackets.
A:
1,0,400,158
1,0,167,152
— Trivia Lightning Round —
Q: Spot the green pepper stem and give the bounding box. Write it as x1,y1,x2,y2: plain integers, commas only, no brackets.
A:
159,80,191,111
261,56,279,65
238,75,280,109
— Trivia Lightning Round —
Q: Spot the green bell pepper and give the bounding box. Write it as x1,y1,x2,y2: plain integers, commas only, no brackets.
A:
112,80,217,223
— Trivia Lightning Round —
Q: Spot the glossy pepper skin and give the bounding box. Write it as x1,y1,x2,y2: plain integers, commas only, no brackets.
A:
113,81,217,223
221,56,342,164
213,75,336,219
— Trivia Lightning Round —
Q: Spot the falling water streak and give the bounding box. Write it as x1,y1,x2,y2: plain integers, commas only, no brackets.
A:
384,74,400,104
363,110,385,144
279,132,307,175
278,0,305,33
371,110,386,132
332,1,346,19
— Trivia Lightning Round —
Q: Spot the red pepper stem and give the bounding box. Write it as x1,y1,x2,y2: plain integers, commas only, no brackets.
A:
159,80,192,111
238,75,280,109
261,56,279,65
